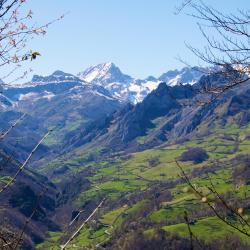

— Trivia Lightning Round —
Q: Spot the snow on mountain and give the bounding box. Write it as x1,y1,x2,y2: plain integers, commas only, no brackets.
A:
2,64,206,105
3,70,118,106
78,62,161,103
3,70,87,102
5,71,82,90
78,63,205,104
159,67,204,86
78,62,133,85
18,91,55,102
26,70,82,86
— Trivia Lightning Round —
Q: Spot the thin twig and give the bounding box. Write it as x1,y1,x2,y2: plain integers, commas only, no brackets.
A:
61,198,105,250
0,129,52,194
175,159,250,237
0,113,26,140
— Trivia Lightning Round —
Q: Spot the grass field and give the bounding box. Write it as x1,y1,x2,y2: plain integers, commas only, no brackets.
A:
37,123,250,249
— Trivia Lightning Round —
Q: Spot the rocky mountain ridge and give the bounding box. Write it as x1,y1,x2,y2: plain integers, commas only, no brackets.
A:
0,63,206,106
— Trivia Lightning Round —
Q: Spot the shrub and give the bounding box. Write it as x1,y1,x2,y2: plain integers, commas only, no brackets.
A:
179,147,209,164
148,157,160,167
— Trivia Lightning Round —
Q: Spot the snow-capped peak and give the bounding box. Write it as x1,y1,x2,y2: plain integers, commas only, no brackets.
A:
7,64,206,105
77,64,206,104
159,67,204,86
78,62,133,85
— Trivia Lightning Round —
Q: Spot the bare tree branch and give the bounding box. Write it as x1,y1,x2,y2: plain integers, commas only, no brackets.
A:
0,129,52,194
175,159,250,237
0,113,26,140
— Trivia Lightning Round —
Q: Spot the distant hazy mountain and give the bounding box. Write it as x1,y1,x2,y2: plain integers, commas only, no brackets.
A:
158,66,204,86
78,62,205,103
3,70,84,101
30,70,81,85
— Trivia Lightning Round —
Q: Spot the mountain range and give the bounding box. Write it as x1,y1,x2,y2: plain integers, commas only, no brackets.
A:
0,63,206,160
0,63,247,163
78,62,205,103
1,62,205,106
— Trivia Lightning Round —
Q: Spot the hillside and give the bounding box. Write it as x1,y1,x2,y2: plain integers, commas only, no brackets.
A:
0,150,59,249
38,106,250,249
34,74,250,249
46,75,250,160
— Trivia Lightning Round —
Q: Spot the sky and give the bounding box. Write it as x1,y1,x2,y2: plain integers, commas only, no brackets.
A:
13,0,250,80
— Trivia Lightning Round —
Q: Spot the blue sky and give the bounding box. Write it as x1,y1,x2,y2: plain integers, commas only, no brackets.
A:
21,0,249,79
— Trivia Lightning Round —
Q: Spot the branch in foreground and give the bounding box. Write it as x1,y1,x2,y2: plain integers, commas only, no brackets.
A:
61,198,105,250
175,159,250,238
0,113,26,140
0,129,52,194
